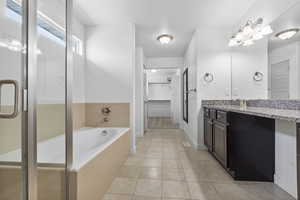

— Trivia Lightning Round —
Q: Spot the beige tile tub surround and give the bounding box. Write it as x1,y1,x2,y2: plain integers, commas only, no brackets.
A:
73,103,86,130
85,103,130,127
71,130,130,200
0,130,130,200
0,104,65,155
0,102,129,155
0,166,65,200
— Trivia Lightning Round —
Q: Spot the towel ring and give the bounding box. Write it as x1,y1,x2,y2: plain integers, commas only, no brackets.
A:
253,72,264,82
203,73,214,83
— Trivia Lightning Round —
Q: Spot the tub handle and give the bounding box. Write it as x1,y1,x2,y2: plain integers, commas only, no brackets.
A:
0,80,19,119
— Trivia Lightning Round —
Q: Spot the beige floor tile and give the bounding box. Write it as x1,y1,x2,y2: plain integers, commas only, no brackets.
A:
162,181,190,199
135,179,162,197
139,167,162,179
162,168,185,181
125,157,144,166
102,194,132,200
133,195,161,200
163,198,186,200
162,159,182,169
104,128,295,200
213,183,256,200
108,178,137,195
163,153,179,159
238,183,295,200
142,159,162,168
145,152,163,159
183,169,204,182
117,166,141,179
188,182,221,200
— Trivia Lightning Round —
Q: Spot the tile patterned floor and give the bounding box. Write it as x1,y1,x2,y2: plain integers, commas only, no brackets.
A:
103,129,296,200
148,117,179,129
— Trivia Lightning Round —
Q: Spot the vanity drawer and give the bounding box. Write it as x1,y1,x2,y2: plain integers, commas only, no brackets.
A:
216,110,227,123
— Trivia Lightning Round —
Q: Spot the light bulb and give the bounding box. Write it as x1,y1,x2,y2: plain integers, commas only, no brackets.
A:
253,32,263,40
243,40,254,46
261,25,273,35
243,24,253,35
235,31,243,41
228,38,239,47
157,34,173,45
276,28,299,40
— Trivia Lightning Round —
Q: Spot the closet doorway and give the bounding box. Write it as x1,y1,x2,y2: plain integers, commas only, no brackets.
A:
145,69,180,129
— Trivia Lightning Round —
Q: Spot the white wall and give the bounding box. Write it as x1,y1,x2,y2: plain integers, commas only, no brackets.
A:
146,57,183,69
0,0,86,105
275,120,297,198
182,31,198,148
135,47,144,136
181,28,232,149
85,23,136,152
170,74,180,124
196,28,232,149
85,23,135,103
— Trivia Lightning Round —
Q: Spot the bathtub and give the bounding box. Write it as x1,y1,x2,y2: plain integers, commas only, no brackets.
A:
0,127,131,200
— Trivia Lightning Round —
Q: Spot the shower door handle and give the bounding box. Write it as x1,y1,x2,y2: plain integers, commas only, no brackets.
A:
0,80,19,119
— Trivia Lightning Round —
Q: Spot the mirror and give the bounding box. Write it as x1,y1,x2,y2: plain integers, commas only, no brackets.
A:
183,68,188,123
268,3,300,99
231,3,300,100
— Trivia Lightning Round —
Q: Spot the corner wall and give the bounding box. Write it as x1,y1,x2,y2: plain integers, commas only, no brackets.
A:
85,23,136,151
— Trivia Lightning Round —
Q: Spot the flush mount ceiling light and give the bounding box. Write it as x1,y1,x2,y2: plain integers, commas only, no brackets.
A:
157,34,174,45
229,18,273,47
275,28,300,40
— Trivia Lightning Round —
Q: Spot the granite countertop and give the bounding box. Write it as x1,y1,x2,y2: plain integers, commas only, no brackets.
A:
203,105,300,123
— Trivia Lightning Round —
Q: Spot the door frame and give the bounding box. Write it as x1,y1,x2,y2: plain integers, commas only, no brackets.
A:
21,0,74,199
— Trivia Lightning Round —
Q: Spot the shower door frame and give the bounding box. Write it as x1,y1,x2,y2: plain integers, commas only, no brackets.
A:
19,0,74,200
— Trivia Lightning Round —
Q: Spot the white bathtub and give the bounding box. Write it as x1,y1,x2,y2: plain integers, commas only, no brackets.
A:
0,127,129,170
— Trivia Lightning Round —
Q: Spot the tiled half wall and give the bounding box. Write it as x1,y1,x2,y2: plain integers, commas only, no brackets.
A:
0,103,130,155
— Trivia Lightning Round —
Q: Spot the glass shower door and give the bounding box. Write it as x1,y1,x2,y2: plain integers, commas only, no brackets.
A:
0,0,72,199
36,0,68,199
0,0,25,199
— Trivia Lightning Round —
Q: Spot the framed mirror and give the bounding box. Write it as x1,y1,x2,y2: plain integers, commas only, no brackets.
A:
183,68,188,123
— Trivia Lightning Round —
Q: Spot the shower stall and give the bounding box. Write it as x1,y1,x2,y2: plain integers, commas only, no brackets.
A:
0,0,74,199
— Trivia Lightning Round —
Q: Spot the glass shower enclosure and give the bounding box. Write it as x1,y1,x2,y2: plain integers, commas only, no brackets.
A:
0,0,73,199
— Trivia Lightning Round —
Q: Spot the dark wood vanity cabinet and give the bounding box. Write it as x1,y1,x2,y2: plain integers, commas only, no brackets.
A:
203,107,275,182
213,120,227,168
204,108,213,152
204,109,228,168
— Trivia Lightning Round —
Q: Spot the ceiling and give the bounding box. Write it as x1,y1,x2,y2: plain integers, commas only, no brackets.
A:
74,0,257,57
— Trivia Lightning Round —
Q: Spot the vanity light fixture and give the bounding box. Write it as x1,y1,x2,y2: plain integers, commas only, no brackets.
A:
229,18,273,47
150,69,157,73
275,28,300,40
157,34,174,45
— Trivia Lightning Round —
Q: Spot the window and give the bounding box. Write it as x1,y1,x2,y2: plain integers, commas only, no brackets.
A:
6,0,83,55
